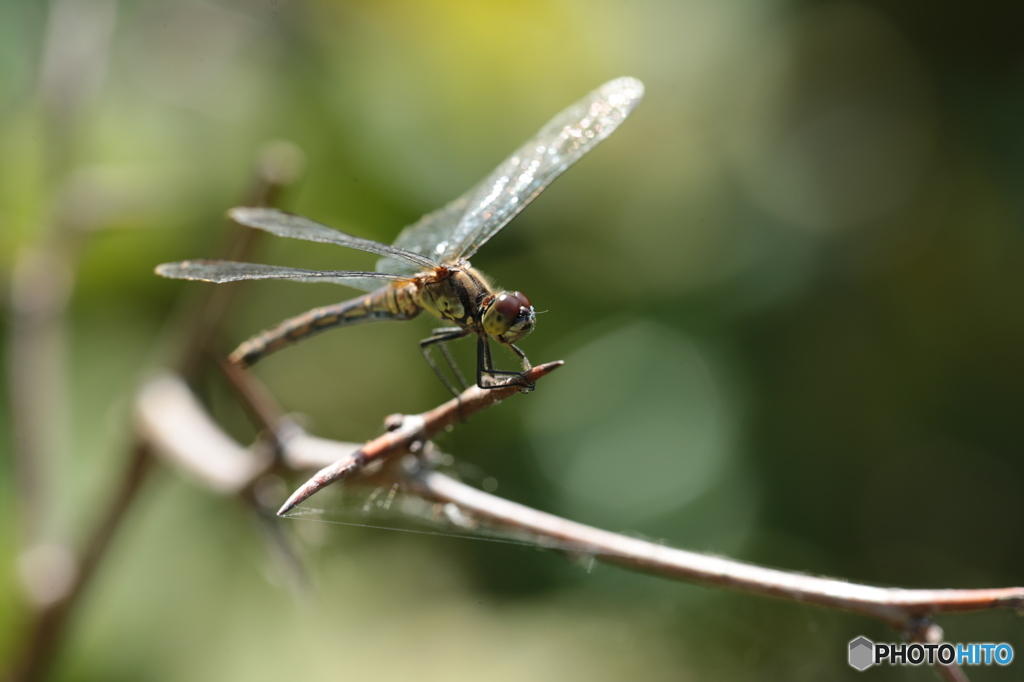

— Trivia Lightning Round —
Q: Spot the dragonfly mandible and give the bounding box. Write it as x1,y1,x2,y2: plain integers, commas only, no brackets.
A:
157,77,644,394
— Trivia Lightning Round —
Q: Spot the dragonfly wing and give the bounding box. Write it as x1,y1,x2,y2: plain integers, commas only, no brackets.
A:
450,77,644,261
229,207,439,271
376,77,643,272
155,259,407,292
376,194,472,276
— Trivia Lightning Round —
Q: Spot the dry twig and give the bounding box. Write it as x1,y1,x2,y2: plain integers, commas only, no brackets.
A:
6,133,303,681
134,370,1024,682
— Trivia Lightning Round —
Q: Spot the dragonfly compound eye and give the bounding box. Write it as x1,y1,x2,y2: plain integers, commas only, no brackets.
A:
510,291,531,309
484,291,535,342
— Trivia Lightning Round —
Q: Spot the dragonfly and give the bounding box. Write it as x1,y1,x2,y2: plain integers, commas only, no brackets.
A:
157,77,644,394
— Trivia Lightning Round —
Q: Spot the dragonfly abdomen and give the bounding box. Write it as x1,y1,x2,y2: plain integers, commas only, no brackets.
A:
229,284,421,367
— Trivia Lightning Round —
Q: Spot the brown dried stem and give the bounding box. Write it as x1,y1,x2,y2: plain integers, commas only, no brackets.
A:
9,0,117,555
135,370,1023,682
404,469,1023,626
276,361,564,514
6,141,304,682
175,141,304,380
11,442,153,682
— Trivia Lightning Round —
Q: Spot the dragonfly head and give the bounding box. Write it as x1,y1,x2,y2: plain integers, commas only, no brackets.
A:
483,291,535,344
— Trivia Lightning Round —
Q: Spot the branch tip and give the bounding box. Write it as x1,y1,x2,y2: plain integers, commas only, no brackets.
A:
525,360,563,381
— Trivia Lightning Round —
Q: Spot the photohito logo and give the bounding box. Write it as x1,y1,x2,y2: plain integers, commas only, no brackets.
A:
848,636,1013,670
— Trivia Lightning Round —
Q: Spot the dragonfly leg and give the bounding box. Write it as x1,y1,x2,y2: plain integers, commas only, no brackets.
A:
476,336,535,391
420,328,470,397
437,338,469,391
508,342,532,370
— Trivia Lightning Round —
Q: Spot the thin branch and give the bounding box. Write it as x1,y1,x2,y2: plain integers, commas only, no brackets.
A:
11,442,153,682
9,0,117,555
217,357,294,452
276,361,564,514
176,141,304,381
241,487,313,597
139,363,561,499
906,621,971,682
7,140,304,682
404,468,1023,627
134,371,1023,682
135,373,269,494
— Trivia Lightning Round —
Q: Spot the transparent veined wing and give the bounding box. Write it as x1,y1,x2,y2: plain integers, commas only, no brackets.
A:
229,207,440,271
376,77,644,275
155,259,408,292
375,195,472,276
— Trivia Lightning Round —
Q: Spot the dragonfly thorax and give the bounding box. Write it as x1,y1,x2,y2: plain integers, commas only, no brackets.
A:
415,266,478,324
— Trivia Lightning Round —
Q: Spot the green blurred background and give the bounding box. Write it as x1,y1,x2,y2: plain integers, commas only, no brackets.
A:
2,0,1023,679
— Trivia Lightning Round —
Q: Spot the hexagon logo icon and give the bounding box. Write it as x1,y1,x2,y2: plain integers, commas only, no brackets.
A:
849,636,874,671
